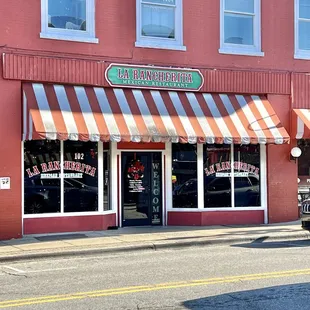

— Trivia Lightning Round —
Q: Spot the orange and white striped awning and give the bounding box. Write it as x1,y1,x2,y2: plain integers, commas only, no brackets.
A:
293,109,310,139
23,83,290,144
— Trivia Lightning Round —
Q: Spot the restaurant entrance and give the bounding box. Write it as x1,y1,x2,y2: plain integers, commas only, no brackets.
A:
121,152,162,227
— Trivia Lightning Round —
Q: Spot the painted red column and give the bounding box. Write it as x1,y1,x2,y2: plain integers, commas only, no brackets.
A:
0,74,22,240
267,94,299,223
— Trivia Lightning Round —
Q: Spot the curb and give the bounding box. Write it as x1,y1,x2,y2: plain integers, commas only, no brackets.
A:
0,232,309,263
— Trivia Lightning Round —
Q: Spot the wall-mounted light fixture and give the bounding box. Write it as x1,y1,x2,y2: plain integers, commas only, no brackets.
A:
290,147,302,163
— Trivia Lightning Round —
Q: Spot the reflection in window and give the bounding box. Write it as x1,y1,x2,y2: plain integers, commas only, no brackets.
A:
297,140,310,204
203,144,232,208
203,144,261,208
64,141,98,212
141,0,176,38
48,0,86,31
224,0,254,45
233,145,260,207
24,141,61,214
103,150,110,211
172,144,197,208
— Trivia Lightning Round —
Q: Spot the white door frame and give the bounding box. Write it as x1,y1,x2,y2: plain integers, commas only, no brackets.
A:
112,142,168,227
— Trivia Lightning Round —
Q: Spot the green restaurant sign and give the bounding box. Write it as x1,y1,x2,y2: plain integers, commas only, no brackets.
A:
105,64,204,91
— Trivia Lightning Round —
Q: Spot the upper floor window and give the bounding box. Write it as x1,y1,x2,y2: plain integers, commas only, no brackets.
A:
40,0,98,43
295,0,310,59
219,0,264,57
135,0,186,51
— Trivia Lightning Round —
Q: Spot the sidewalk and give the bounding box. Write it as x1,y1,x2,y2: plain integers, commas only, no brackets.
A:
0,220,309,262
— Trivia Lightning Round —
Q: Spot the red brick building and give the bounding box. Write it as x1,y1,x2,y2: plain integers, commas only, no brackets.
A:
1,0,310,240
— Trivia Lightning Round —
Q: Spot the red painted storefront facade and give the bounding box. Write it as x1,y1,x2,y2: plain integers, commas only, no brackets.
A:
0,0,308,240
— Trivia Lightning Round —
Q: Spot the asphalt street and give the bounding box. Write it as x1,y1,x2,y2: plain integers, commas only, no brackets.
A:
1,239,310,309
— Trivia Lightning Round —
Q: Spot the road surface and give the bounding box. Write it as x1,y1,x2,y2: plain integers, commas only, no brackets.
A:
1,239,310,309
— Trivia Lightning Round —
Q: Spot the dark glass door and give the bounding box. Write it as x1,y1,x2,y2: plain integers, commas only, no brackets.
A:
121,152,162,227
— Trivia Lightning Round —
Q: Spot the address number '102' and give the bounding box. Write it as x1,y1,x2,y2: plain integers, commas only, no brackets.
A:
74,153,84,160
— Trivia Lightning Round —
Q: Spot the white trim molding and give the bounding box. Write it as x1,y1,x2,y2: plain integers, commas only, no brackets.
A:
219,0,264,57
295,0,310,59
135,0,186,51
40,0,98,43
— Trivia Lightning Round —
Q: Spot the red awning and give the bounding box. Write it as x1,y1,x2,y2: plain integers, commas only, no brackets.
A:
292,109,310,139
23,83,290,144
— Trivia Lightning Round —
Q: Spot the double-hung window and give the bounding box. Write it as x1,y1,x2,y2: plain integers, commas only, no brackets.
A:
219,0,263,56
295,0,310,59
135,0,186,51
40,0,98,43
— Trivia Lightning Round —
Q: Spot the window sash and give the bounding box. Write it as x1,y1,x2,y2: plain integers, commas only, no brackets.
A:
40,0,96,41
220,0,262,54
136,0,184,49
140,1,177,40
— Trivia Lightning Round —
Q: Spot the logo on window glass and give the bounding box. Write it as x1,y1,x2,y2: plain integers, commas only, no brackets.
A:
204,161,259,177
25,160,97,179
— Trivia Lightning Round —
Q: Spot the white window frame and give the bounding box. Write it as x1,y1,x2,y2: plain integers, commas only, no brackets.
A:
135,0,186,51
168,143,267,224
40,0,98,43
23,141,114,219
219,0,264,57
295,0,310,59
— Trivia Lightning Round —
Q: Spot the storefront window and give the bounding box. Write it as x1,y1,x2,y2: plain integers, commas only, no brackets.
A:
24,140,61,214
24,140,110,215
172,144,198,208
64,141,98,212
103,150,110,211
203,144,232,208
297,140,310,205
203,144,261,208
233,145,260,207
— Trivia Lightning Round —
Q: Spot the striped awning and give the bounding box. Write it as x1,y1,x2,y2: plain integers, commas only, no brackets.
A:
23,83,290,144
293,109,310,139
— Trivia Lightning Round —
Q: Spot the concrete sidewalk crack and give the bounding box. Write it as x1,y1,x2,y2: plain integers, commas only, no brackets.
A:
2,270,28,278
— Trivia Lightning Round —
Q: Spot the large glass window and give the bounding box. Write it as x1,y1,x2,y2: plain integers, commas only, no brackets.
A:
64,141,98,213
204,144,232,208
24,141,61,214
172,144,197,208
40,0,97,43
136,0,185,50
297,140,310,205
203,144,261,208
220,0,263,56
233,145,260,207
103,150,110,211
24,141,111,215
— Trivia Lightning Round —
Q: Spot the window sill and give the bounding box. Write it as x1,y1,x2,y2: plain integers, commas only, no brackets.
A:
294,52,310,60
168,207,264,211
23,210,115,218
135,41,187,51
40,32,99,44
219,48,264,57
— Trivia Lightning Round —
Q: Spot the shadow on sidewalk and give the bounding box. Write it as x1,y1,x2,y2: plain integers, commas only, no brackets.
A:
232,238,310,249
182,283,310,309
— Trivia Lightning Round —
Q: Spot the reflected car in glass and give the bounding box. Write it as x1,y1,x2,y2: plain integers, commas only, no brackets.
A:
24,177,98,214
173,175,259,208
